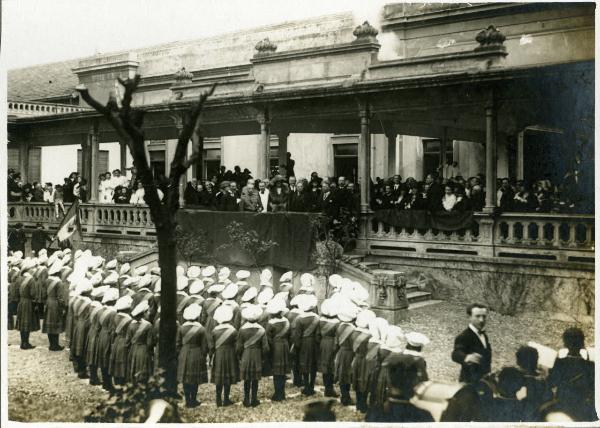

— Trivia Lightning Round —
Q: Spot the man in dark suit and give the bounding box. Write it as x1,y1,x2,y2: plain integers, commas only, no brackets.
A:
288,181,308,212
240,179,262,212
451,303,492,384
317,182,338,218
215,181,239,211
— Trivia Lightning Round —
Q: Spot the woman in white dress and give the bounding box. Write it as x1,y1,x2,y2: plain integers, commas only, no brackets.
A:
101,172,115,203
441,184,458,212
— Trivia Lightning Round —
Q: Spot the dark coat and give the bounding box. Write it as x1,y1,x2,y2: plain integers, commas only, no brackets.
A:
317,191,339,218
351,328,372,392
16,276,40,333
236,322,269,380
266,316,291,375
129,318,154,382
451,327,492,383
31,229,51,253
292,312,320,374
366,399,435,423
288,190,309,212
176,321,209,385
215,191,239,211
209,323,240,385
42,279,65,334
334,322,355,384
269,188,288,212
316,317,339,374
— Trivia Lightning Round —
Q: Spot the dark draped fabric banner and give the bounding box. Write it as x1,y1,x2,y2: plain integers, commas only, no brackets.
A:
373,210,474,231
176,210,318,270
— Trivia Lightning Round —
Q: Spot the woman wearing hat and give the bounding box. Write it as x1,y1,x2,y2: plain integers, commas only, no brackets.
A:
16,273,41,350
269,177,288,212
266,298,291,401
372,325,404,413
176,303,208,407
209,305,239,407
292,295,320,396
109,298,133,385
237,304,269,407
334,304,357,406
352,310,376,413
316,299,340,398
43,276,66,351
129,300,154,385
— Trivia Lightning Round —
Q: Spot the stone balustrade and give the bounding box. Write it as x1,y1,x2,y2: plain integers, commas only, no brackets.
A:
365,211,594,264
8,101,88,117
7,202,594,265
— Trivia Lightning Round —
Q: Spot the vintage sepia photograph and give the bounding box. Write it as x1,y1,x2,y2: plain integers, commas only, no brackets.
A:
1,0,596,424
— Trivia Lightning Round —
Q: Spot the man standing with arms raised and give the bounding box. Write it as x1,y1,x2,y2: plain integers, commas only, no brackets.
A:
451,303,492,384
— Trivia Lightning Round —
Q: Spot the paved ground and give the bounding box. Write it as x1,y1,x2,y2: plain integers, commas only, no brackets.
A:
7,301,593,422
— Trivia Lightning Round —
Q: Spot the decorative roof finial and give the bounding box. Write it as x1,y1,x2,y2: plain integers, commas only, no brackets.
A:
174,67,193,84
255,38,278,55
475,25,506,51
353,21,379,42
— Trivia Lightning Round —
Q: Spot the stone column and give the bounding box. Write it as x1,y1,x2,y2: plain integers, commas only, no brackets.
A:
386,132,397,178
277,132,289,174
18,140,30,183
88,123,100,202
81,136,91,190
358,105,371,212
517,130,525,181
483,100,497,213
257,113,271,180
119,140,127,173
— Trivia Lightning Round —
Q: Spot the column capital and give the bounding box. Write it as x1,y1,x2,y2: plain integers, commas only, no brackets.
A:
257,112,271,126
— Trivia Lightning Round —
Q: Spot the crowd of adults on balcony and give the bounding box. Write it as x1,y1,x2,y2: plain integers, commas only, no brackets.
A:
370,160,592,215
7,151,592,216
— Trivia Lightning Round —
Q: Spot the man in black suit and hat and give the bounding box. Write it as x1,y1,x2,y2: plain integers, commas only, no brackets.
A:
451,303,492,384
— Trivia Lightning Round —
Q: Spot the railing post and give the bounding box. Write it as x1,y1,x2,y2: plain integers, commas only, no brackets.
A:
476,214,495,257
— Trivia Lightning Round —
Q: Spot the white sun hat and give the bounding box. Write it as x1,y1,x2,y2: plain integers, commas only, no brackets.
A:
105,259,117,270
356,309,376,329
257,288,274,305
202,266,216,277
213,305,234,324
115,295,133,311
374,318,389,343
297,294,318,312
385,325,404,350
131,300,150,317
241,287,258,302
266,297,286,315
241,304,262,322
102,287,120,304
236,270,251,280
189,279,205,295
279,271,293,283
222,282,239,300
187,265,201,279
405,331,430,348
119,263,131,275
183,303,202,321
177,276,189,291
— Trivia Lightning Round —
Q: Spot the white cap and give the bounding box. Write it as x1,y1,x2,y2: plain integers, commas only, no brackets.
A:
48,260,63,275
207,283,225,294
119,263,131,275
337,304,359,322
202,266,216,277
356,309,376,329
257,288,274,305
102,288,120,304
134,265,148,276
300,273,316,289
241,304,262,322
266,298,286,314
123,276,140,288
222,283,239,300
218,267,231,281
138,274,153,288
103,271,119,285
105,259,117,269
176,265,185,276
242,287,258,302
214,305,234,324
405,332,430,348
177,276,189,291
236,270,251,280
375,318,389,343
91,285,109,299
297,294,318,312
187,266,201,279
115,295,133,311
328,274,342,288
320,299,336,317
183,303,202,321
131,300,149,317
260,268,272,283
189,279,205,295
385,325,404,350
279,271,293,282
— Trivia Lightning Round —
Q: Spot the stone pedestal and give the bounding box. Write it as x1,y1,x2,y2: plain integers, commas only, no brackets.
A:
368,269,408,324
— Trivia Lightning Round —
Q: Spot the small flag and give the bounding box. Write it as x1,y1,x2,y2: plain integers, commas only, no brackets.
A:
52,200,82,249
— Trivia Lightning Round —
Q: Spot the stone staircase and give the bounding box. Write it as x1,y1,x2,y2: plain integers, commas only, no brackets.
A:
341,253,442,310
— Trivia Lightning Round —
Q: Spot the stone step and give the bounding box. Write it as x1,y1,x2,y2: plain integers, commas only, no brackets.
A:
359,261,380,269
407,290,432,303
405,283,420,291
408,299,443,310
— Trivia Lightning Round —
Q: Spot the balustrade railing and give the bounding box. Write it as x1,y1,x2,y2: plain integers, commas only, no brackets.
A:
8,202,594,265
8,202,155,237
365,210,594,264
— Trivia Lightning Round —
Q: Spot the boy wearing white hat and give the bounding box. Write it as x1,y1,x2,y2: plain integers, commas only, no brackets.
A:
266,298,291,401
317,299,340,398
129,300,153,385
238,304,269,407
286,295,304,387
177,303,208,408
292,294,320,396
210,305,239,407
109,300,133,385
335,304,358,406
352,309,376,413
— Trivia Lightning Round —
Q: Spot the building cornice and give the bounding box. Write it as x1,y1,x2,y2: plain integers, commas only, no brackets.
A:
250,41,380,64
